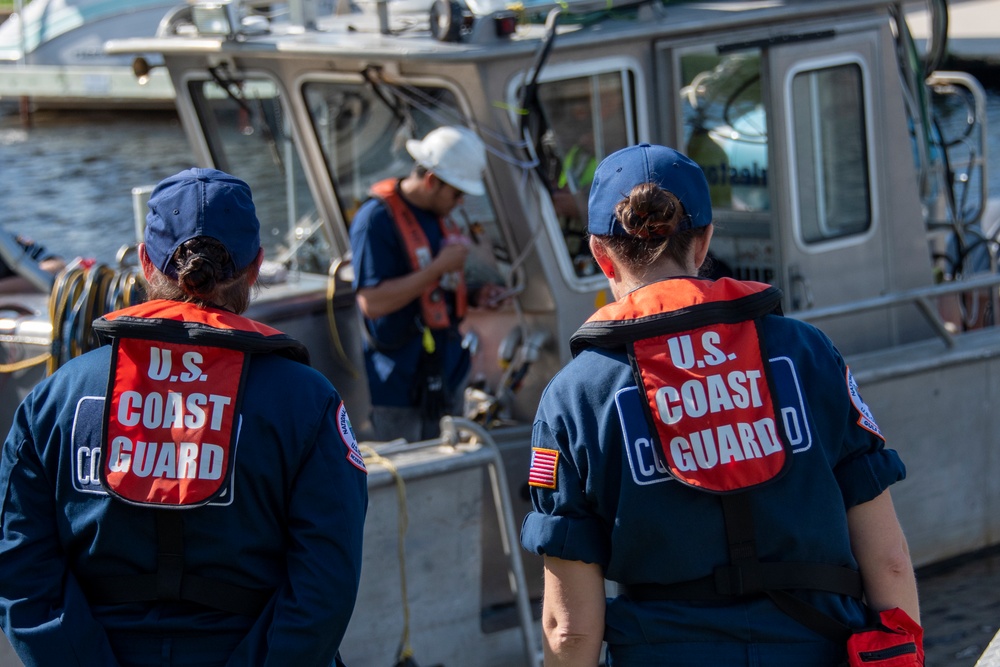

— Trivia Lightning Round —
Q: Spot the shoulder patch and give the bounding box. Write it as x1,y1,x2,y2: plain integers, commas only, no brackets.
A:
528,447,559,489
846,367,884,440
337,401,367,473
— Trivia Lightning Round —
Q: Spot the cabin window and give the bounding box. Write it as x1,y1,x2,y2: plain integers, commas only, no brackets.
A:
188,77,328,273
679,48,768,214
532,69,637,278
302,80,511,289
789,63,872,243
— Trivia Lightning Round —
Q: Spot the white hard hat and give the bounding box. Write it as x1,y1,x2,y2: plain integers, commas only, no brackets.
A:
406,126,487,197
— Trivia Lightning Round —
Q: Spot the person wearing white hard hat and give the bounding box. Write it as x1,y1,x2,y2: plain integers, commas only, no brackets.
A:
349,126,507,442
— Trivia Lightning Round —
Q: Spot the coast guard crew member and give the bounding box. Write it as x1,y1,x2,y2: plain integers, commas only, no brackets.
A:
350,125,506,442
0,168,368,667
520,144,921,666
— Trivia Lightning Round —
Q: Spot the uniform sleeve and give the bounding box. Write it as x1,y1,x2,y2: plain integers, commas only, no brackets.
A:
227,395,368,667
829,359,906,509
0,395,122,667
519,397,611,570
349,200,405,290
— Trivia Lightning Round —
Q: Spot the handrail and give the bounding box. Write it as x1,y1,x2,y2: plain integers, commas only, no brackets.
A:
789,272,1000,347
359,423,542,666
439,416,544,667
926,70,991,230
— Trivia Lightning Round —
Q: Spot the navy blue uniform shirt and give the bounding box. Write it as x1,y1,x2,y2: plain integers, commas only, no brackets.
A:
349,196,469,408
521,301,905,666
0,309,368,667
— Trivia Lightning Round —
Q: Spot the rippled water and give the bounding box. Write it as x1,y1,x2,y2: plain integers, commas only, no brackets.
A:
1,108,193,264
2,89,1000,666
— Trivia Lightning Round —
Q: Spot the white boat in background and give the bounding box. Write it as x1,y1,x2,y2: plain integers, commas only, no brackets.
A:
0,0,176,107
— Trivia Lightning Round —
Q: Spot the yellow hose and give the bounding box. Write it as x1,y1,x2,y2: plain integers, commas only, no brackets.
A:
326,260,361,380
0,352,50,374
359,445,415,663
44,260,145,374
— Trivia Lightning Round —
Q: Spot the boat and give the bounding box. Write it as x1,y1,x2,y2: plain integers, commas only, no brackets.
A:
0,0,176,108
2,0,999,664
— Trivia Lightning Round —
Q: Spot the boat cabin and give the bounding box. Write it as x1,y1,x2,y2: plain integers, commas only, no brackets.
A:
109,0,991,408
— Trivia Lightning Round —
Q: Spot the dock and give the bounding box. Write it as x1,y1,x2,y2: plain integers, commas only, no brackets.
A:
0,64,174,108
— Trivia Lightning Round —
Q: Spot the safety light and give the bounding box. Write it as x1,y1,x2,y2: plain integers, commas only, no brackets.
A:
132,56,153,85
493,11,517,37
189,0,240,39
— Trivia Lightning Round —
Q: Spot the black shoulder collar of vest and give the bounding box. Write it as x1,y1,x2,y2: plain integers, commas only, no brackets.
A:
94,316,311,366
570,285,783,357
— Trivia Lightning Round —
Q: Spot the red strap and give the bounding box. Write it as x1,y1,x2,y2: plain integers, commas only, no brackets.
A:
370,179,467,328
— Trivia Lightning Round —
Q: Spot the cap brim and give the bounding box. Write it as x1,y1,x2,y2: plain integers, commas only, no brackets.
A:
405,139,427,165
445,178,485,197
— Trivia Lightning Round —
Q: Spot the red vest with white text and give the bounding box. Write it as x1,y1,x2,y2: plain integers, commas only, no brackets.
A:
571,277,790,494
94,300,309,508
370,178,468,329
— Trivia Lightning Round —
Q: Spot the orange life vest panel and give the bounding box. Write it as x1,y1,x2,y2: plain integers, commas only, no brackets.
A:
370,178,467,329
571,278,791,494
95,300,309,508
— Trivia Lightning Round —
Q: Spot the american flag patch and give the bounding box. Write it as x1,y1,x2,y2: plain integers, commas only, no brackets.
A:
528,447,559,489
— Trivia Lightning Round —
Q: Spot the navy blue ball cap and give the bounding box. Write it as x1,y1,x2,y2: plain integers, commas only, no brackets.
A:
145,168,261,277
587,144,712,236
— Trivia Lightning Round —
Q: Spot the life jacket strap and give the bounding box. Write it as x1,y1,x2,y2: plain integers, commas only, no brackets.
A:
619,561,861,601
81,511,272,616
619,494,860,643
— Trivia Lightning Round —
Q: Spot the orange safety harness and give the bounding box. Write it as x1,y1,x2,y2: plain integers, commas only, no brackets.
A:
369,178,467,330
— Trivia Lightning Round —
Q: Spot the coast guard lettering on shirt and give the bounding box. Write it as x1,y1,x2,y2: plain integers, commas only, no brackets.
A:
101,339,245,507
632,322,790,493
72,396,236,504
621,355,813,486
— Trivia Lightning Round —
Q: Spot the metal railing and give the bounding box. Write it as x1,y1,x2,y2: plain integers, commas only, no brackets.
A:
364,417,543,667
790,272,1000,348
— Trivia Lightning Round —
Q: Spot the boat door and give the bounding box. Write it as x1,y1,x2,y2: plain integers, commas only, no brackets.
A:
766,28,896,351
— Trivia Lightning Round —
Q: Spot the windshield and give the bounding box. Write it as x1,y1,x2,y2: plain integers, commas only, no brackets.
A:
188,75,331,275
302,77,511,289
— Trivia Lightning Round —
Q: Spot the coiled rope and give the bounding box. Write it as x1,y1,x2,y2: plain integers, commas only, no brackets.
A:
43,258,145,375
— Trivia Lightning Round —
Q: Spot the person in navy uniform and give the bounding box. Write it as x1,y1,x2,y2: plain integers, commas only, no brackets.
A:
349,126,506,442
520,144,920,666
0,168,368,667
